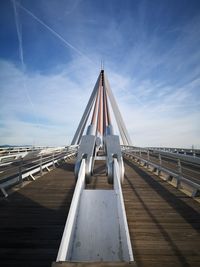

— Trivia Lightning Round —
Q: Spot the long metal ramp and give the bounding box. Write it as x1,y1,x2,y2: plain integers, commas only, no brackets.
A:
56,158,134,264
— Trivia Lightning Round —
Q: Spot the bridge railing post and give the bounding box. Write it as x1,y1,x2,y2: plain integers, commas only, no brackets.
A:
147,150,150,161
18,157,23,184
177,159,182,175
176,159,183,189
159,153,162,166
52,153,55,168
40,155,43,175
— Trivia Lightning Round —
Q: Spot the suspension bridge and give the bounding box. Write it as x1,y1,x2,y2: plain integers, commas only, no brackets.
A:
0,70,200,267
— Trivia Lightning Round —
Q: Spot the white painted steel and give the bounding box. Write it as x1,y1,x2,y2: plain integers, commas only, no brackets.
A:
113,158,134,261
104,74,132,146
147,146,200,156
71,75,101,145
95,156,107,160
122,146,200,165
71,71,132,146
0,153,27,166
0,152,76,197
0,148,67,166
56,159,86,262
153,149,200,165
70,190,122,261
56,158,134,263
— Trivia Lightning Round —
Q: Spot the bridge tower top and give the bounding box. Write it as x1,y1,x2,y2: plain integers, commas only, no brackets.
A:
71,70,132,146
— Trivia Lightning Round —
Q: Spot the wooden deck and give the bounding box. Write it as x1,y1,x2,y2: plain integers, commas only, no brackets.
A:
0,161,75,267
123,157,200,267
0,158,200,267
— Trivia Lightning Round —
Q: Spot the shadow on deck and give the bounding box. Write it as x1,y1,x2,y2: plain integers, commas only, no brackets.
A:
0,161,75,267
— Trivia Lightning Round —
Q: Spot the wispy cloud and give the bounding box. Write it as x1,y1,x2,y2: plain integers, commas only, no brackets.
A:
0,0,200,148
0,58,199,148
0,59,99,145
17,1,94,65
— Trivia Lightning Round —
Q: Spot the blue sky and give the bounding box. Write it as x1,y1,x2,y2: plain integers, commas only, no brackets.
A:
0,0,200,148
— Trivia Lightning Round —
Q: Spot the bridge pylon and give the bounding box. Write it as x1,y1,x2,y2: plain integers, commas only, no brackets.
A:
56,70,135,265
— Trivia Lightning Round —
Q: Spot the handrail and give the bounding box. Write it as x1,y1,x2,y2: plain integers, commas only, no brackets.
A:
123,151,200,198
121,145,200,164
0,149,77,197
121,145,200,155
0,150,74,182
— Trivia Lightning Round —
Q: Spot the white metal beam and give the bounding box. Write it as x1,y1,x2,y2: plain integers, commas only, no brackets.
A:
71,74,101,145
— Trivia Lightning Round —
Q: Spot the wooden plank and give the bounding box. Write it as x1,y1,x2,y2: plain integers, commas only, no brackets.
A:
0,158,200,267
123,157,200,267
0,161,75,267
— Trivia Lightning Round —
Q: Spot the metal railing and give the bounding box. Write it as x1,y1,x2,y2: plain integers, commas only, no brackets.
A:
122,146,200,179
147,146,200,157
0,146,77,197
123,149,200,199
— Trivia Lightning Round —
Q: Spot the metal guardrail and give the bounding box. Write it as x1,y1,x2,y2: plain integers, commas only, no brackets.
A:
122,146,200,181
122,145,200,156
122,145,200,163
147,146,200,156
123,151,200,198
0,148,77,197
149,149,200,165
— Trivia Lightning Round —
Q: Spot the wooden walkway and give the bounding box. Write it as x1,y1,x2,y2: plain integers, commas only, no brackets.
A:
0,161,75,267
0,159,200,267
123,158,200,267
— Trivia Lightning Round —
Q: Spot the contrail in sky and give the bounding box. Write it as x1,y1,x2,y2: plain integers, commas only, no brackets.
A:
12,0,24,70
17,2,94,64
11,0,39,143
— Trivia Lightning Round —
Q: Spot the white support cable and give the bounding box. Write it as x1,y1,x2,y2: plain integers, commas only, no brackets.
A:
71,74,101,145
71,71,133,146
104,74,132,145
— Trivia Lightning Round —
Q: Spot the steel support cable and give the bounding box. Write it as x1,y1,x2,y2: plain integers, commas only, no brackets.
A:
103,83,108,133
100,72,126,142
97,77,104,136
71,74,101,145
104,87,111,126
104,74,132,145
101,70,108,133
90,82,100,127
104,79,127,144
